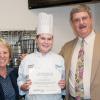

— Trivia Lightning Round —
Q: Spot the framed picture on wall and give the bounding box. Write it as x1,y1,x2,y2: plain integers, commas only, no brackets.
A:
28,0,92,9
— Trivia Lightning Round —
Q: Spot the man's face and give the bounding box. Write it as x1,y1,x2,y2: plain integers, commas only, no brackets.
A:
36,34,53,54
71,11,93,38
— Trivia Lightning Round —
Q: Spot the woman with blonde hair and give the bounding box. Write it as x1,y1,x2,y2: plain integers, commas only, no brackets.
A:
0,37,19,100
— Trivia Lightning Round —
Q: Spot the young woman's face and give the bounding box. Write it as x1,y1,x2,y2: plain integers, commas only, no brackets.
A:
36,34,53,54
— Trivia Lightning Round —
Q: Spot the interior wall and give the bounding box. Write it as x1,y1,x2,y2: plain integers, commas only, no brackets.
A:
0,0,37,30
93,2,100,32
0,0,100,53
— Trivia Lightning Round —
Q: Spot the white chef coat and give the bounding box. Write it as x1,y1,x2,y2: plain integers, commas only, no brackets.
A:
17,51,65,100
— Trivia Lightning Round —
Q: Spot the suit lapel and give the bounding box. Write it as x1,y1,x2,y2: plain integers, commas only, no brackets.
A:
91,33,100,85
67,38,78,80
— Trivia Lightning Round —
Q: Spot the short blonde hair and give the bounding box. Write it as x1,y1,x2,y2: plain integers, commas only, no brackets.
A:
70,4,92,22
0,37,12,59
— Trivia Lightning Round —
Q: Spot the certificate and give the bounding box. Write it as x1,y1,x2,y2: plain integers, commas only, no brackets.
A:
28,64,61,94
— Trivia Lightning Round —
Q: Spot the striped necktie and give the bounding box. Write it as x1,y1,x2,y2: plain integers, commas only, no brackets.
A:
75,39,84,100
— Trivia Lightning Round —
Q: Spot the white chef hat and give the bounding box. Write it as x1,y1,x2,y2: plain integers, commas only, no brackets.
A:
37,12,53,35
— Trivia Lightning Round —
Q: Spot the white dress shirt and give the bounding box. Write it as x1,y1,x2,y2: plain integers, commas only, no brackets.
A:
17,51,65,100
69,31,95,99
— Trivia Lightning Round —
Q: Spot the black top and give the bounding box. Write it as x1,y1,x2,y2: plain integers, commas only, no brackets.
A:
0,68,19,100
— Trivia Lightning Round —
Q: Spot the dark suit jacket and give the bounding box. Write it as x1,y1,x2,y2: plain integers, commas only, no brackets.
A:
0,68,19,100
60,33,100,100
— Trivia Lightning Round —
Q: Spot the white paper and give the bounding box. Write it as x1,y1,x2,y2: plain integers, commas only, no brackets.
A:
28,65,61,94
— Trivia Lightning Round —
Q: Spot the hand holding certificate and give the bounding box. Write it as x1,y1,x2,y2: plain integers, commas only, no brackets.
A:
28,65,61,95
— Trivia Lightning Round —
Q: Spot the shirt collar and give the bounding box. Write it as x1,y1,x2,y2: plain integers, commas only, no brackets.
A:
35,51,52,57
78,30,95,45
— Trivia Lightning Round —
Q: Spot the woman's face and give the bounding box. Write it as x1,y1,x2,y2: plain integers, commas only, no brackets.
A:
0,43,10,68
36,34,53,55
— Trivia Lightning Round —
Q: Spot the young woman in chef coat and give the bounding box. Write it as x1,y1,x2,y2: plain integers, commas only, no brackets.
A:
17,12,66,100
